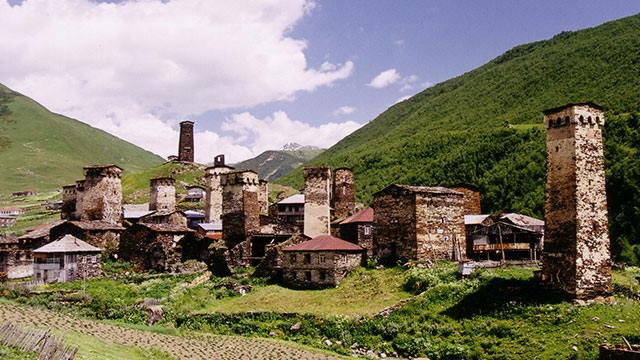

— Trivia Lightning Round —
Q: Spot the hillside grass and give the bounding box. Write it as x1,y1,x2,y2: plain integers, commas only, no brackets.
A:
121,161,206,204
0,191,60,236
65,332,174,360
0,85,164,193
277,13,640,264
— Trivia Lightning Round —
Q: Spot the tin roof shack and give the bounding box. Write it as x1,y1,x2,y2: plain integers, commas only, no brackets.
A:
275,194,304,228
119,223,195,272
282,235,363,288
0,215,17,228
185,186,206,202
339,207,374,257
50,221,124,256
372,185,466,264
466,213,544,261
32,235,102,284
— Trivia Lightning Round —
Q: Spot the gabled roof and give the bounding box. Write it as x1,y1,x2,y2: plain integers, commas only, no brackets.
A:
19,220,65,240
283,235,364,252
64,221,125,231
138,223,194,233
500,213,544,227
464,214,491,226
0,234,18,245
33,235,102,253
341,207,374,224
277,194,304,205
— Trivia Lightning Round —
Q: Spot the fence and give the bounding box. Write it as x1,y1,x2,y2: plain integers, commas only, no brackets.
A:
0,322,77,360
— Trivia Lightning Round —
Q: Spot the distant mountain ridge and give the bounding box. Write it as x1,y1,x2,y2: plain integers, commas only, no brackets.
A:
234,144,323,181
0,83,164,192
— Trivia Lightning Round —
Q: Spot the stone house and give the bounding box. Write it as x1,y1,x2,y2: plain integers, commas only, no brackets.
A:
274,194,305,227
32,235,102,284
50,220,124,255
0,235,31,278
0,215,17,228
372,184,466,263
119,223,195,272
282,234,364,288
339,207,374,257
449,184,482,215
0,207,24,217
12,189,37,197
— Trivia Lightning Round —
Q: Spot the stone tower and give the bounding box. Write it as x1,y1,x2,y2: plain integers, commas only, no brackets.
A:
178,120,194,162
258,179,269,216
221,170,260,248
149,177,176,213
541,103,611,298
204,154,235,223
303,167,332,238
449,184,482,215
332,168,355,219
61,184,77,220
80,165,123,225
74,180,86,220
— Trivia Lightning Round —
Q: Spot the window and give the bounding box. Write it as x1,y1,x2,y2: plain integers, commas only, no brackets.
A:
319,271,326,281
364,225,372,236
319,255,326,264
289,254,296,263
303,254,311,264
305,271,312,281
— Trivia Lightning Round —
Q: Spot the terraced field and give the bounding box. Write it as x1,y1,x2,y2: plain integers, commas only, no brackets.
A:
0,302,340,360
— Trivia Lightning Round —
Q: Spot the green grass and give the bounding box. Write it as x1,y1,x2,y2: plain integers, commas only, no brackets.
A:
121,161,205,203
0,345,37,360
191,267,411,317
65,331,174,360
0,85,163,193
0,191,60,236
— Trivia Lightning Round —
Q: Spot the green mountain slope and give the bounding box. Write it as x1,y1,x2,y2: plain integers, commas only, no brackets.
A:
0,84,164,192
234,144,323,181
277,14,640,262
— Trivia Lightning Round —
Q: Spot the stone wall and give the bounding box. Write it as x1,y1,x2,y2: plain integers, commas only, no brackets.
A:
303,167,332,237
72,253,102,280
372,186,416,261
204,165,234,223
221,171,260,248
61,185,77,220
282,250,362,288
149,178,176,212
541,103,611,298
80,165,123,225
450,186,481,215
120,226,190,272
75,180,85,220
415,191,466,261
339,223,374,258
178,121,194,162
258,180,269,216
332,168,355,219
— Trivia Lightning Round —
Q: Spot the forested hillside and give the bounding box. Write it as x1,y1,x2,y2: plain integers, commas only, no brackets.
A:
277,13,640,263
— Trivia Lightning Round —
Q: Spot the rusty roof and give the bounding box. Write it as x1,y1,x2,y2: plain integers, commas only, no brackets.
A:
283,234,363,252
138,223,194,233
0,234,18,245
500,213,544,227
19,220,65,240
341,207,374,224
65,221,125,231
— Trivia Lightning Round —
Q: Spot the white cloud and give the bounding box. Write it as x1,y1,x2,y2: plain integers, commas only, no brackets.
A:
399,74,419,92
367,68,401,89
332,106,355,116
0,0,355,162
395,95,412,104
421,81,435,88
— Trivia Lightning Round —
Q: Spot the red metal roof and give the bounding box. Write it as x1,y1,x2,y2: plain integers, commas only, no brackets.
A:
282,234,363,252
340,207,374,224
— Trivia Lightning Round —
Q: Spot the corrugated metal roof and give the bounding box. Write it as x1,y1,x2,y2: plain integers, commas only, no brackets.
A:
283,235,363,252
464,214,491,225
33,235,102,253
341,207,374,224
183,210,205,218
277,194,304,205
198,222,222,231
500,213,544,227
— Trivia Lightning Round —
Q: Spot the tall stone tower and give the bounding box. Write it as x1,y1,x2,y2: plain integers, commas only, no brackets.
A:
61,184,78,220
332,168,355,219
221,170,260,248
303,167,332,238
204,154,235,223
81,165,123,225
258,179,269,216
541,103,611,298
75,180,86,220
178,120,194,162
149,177,176,213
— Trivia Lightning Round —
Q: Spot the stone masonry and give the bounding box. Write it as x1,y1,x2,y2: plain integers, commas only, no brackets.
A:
303,167,332,238
258,179,269,216
74,180,85,220
221,170,260,248
61,184,77,220
373,185,466,263
204,155,235,223
450,184,482,215
178,120,194,162
80,165,123,225
541,103,611,298
332,168,356,220
149,177,176,212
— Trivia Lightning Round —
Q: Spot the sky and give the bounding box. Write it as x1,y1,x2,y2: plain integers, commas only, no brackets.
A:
1,0,640,163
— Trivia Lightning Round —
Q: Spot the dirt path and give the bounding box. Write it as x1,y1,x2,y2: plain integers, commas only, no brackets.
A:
0,302,340,359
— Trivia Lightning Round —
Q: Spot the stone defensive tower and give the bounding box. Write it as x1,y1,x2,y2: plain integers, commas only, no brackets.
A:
541,103,611,298
303,167,332,238
221,170,260,248
61,184,78,220
178,120,194,162
74,180,86,220
80,165,123,225
332,168,355,220
149,177,176,213
258,179,269,216
204,154,235,223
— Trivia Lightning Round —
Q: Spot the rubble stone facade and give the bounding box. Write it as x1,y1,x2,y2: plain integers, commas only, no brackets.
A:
204,155,235,223
258,180,269,215
541,103,611,298
80,165,123,225
332,168,356,220
149,177,176,212
178,120,194,162
373,185,466,262
221,170,260,248
75,180,85,220
450,185,481,215
119,223,194,272
303,167,332,238
61,185,77,220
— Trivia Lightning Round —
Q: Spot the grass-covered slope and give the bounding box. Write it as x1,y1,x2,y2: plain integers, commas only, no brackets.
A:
234,147,324,181
277,13,640,263
0,84,164,193
121,161,206,204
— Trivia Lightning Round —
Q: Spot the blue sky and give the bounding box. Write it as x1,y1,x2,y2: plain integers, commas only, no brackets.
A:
2,1,640,162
